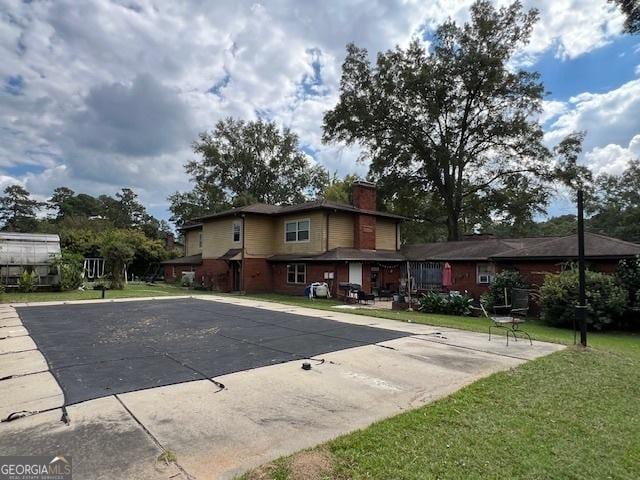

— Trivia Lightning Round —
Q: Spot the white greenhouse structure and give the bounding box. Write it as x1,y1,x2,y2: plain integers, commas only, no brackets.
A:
0,232,61,288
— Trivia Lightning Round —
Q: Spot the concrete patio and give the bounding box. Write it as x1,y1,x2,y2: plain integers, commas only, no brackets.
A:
0,295,563,479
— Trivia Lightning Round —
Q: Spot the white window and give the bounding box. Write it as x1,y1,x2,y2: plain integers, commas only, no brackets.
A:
198,231,203,249
287,264,306,284
285,219,310,242
477,263,495,284
232,221,241,243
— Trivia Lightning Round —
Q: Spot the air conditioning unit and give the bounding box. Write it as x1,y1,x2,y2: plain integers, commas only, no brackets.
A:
478,274,491,284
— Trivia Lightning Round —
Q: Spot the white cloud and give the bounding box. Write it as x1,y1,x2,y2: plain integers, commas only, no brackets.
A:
546,79,640,152
0,0,631,222
583,136,640,176
544,79,640,179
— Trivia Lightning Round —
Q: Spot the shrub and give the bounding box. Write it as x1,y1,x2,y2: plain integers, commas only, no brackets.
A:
418,291,473,316
487,270,527,308
51,252,85,291
18,269,38,293
616,255,640,308
539,269,627,330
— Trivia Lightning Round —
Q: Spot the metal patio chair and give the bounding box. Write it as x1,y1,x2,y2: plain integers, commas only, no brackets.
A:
481,288,532,346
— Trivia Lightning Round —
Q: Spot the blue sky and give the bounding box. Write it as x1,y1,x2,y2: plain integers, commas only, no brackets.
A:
0,0,639,224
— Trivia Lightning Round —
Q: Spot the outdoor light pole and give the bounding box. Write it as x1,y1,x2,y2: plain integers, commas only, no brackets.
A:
576,189,588,347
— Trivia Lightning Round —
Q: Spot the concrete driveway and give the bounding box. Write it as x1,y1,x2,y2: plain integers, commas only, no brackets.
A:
0,296,563,479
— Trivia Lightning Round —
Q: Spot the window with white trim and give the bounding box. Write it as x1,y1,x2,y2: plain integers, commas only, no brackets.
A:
287,264,306,284
476,263,495,284
285,219,310,242
232,221,241,243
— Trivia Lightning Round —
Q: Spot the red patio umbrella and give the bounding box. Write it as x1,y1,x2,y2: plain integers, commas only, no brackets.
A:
442,262,453,289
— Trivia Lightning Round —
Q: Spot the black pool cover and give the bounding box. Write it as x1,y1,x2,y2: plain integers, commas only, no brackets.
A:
17,298,409,405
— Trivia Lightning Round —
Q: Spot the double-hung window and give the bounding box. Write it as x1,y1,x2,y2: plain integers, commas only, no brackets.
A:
232,221,241,243
287,264,306,284
476,263,495,284
285,219,310,242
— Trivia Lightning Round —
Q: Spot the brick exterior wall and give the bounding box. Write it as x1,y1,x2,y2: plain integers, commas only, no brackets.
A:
272,262,335,295
242,258,272,292
352,182,376,210
354,215,376,250
271,261,385,296
443,259,622,300
195,259,232,292
163,264,197,283
496,259,619,289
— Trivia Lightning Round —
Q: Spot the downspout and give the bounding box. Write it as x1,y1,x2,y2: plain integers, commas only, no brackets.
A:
240,214,246,293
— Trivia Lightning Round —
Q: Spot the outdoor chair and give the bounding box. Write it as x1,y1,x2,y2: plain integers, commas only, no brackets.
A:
480,288,532,346
357,290,375,305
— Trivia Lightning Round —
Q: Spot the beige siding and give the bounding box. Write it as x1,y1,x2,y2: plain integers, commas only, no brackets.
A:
184,229,202,256
273,211,326,255
376,219,398,250
328,212,354,249
201,217,242,258
244,215,276,258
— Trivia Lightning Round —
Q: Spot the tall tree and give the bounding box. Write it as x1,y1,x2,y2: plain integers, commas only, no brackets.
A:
0,185,44,232
170,118,329,227
323,1,583,240
588,160,640,242
115,188,147,228
48,187,103,219
321,174,360,204
611,0,640,33
168,184,228,227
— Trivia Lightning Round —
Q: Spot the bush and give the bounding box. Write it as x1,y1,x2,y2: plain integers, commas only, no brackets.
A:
487,270,527,308
418,291,473,316
616,255,640,308
51,252,84,291
18,269,38,293
539,269,627,330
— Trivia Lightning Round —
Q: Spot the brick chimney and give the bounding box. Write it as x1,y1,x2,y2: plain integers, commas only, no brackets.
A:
352,181,377,250
165,232,175,250
352,181,377,210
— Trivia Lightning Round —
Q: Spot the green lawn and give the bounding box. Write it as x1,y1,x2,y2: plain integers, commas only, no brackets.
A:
239,293,640,479
0,282,198,303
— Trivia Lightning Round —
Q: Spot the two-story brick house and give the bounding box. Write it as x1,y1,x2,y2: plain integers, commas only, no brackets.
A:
162,181,406,295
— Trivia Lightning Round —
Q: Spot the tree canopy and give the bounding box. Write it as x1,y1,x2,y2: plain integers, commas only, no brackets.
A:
611,0,640,34
323,0,585,240
169,118,329,226
587,160,640,242
0,185,45,232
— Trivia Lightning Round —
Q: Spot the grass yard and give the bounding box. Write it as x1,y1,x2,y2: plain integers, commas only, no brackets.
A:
0,282,198,303
240,293,640,479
